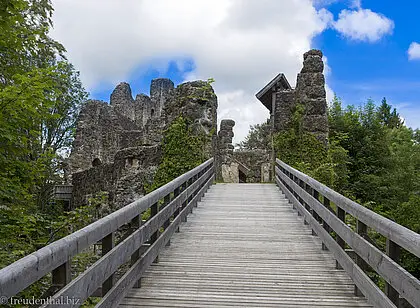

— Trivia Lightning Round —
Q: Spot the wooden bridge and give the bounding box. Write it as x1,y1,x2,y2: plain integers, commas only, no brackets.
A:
1,159,419,307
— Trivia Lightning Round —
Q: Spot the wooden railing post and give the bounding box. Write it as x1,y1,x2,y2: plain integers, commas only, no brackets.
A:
163,194,171,246
299,179,310,225
180,181,188,223
150,201,159,263
130,215,142,288
52,260,71,291
336,207,346,269
386,239,401,306
174,186,181,233
322,197,331,251
102,232,115,296
312,189,320,236
355,220,368,297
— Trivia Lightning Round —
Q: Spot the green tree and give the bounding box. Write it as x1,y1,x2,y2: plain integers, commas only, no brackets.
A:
0,0,87,277
238,119,271,151
377,97,403,129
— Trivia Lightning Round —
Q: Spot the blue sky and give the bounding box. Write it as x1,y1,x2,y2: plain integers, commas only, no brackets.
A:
51,0,420,142
315,0,420,128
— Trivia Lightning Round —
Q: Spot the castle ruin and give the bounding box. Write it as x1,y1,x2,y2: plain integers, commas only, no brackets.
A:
67,79,217,208
217,49,329,183
65,49,328,205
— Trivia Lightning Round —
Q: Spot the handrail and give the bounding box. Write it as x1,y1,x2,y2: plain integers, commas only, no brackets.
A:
0,158,214,306
276,159,420,258
275,158,420,308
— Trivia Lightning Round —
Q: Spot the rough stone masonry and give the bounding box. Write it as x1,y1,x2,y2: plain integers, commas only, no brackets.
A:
256,49,329,144
66,49,329,200
67,78,217,209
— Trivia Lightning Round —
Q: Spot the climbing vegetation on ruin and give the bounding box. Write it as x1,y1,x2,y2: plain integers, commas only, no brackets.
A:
273,102,349,190
271,95,420,279
146,116,208,193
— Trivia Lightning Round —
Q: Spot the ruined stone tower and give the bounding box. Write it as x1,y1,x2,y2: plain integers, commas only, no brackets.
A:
67,78,217,208
256,49,329,144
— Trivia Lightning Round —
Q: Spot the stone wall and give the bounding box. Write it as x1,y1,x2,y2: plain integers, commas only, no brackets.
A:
274,90,295,132
68,78,217,208
72,145,161,209
233,150,271,183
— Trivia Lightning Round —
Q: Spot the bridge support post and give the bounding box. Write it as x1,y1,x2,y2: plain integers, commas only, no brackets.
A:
355,220,368,297
336,207,346,269
163,194,171,247
311,189,320,236
102,232,115,296
52,259,71,290
299,179,310,225
150,201,159,263
131,215,142,288
321,197,331,251
174,186,181,233
385,239,401,306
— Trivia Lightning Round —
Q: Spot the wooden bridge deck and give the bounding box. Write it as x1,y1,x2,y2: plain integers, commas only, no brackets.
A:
121,183,372,307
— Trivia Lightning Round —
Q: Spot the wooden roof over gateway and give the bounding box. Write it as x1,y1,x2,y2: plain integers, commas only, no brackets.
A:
256,73,292,112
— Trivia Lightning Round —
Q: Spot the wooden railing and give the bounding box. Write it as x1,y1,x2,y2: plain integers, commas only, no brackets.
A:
0,158,214,307
275,159,420,308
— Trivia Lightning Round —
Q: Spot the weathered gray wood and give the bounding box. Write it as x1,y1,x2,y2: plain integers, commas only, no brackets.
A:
98,174,214,308
322,197,331,251
0,158,214,299
276,176,395,308
277,159,420,259
51,260,71,289
163,194,171,247
336,207,346,269
355,220,368,297
130,215,141,289
386,239,401,305
121,183,372,308
277,167,420,308
43,169,214,307
102,233,115,296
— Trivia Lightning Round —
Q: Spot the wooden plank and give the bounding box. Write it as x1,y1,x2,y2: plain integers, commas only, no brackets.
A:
102,232,115,296
276,177,394,308
97,174,214,308
120,183,372,308
44,170,214,307
277,159,420,259
277,170,420,308
0,158,214,299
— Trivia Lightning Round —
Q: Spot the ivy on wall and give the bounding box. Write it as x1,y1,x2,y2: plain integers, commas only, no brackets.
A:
146,116,207,193
273,103,349,190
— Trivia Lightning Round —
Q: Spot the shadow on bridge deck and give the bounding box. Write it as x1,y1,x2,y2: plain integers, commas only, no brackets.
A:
121,183,371,308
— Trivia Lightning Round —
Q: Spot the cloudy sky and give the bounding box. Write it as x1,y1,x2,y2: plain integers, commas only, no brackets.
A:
50,0,420,143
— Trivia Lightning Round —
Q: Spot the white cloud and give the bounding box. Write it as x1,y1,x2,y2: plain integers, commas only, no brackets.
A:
408,42,420,60
322,56,335,104
50,0,332,143
350,0,362,9
333,9,394,42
